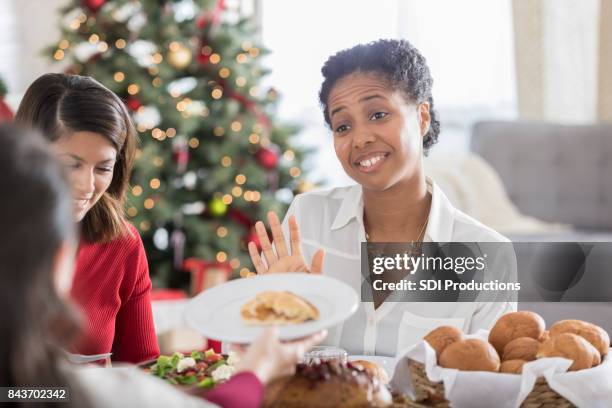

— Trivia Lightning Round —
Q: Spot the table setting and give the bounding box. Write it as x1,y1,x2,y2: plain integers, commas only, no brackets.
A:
138,273,611,407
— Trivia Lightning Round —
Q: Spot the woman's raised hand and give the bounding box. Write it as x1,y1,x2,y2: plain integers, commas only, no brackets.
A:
248,211,325,274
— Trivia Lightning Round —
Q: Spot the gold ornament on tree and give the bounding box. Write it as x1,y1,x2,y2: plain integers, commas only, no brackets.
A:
297,180,315,193
167,42,192,69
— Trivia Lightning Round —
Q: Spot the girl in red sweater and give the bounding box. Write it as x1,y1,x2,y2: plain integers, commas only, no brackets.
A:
0,123,324,408
15,73,159,363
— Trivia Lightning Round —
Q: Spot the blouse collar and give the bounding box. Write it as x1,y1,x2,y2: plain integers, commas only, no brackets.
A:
329,177,455,242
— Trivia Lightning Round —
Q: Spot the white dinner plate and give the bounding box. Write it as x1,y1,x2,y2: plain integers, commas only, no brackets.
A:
349,355,398,378
184,273,359,343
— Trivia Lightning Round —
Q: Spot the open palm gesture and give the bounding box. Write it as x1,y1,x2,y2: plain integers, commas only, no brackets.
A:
248,211,325,274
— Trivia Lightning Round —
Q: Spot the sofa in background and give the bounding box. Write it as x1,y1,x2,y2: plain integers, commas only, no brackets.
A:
472,120,612,241
471,120,612,335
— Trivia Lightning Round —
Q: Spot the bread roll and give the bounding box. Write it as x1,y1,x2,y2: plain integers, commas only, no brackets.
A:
350,360,389,384
424,326,464,360
500,359,526,374
585,340,602,367
540,330,550,343
439,338,500,372
549,320,610,357
488,311,546,354
502,337,539,362
537,333,593,371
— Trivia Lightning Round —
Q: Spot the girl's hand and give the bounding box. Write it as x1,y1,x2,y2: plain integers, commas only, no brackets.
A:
248,212,325,274
235,327,327,384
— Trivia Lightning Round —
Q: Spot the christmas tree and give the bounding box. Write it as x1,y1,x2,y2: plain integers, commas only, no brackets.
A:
48,0,308,289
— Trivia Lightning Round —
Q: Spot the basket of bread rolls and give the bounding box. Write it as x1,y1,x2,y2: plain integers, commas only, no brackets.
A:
394,311,610,407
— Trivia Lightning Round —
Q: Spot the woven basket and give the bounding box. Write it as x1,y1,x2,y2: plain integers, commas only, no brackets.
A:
408,362,448,407
409,361,576,408
521,378,575,407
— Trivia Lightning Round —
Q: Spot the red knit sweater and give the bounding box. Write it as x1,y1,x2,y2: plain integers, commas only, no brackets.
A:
70,223,160,364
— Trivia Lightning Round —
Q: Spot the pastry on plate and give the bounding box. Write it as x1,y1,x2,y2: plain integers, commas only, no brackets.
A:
241,291,319,325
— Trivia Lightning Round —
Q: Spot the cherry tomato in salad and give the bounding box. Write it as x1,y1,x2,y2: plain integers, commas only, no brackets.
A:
206,354,222,363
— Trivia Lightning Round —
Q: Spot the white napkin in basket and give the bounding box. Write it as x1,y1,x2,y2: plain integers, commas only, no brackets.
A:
390,330,612,408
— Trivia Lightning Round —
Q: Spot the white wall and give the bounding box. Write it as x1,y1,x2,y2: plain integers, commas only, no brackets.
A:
1,0,66,104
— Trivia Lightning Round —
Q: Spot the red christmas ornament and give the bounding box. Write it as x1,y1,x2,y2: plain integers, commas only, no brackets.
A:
256,147,279,170
82,0,106,12
0,98,13,123
197,52,210,66
126,96,142,112
196,13,212,30
196,37,211,66
173,148,189,174
196,0,225,31
0,76,13,122
228,208,253,228
172,138,190,174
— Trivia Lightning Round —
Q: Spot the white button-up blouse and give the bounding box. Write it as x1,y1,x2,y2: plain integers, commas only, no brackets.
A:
281,177,517,357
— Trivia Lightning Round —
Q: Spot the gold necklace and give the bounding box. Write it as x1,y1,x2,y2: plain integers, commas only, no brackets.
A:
364,214,429,243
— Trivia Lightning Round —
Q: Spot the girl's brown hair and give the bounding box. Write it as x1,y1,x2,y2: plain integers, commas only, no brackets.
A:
14,73,137,242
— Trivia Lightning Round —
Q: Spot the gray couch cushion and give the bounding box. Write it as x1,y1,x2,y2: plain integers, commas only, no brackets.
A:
506,230,612,242
471,121,612,229
519,302,612,338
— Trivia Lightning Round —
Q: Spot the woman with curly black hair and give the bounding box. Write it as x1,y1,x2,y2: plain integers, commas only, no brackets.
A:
249,39,516,356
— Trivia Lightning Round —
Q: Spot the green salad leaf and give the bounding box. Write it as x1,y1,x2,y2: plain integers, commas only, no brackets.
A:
197,377,215,388
170,352,183,366
153,355,174,378
175,375,198,385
